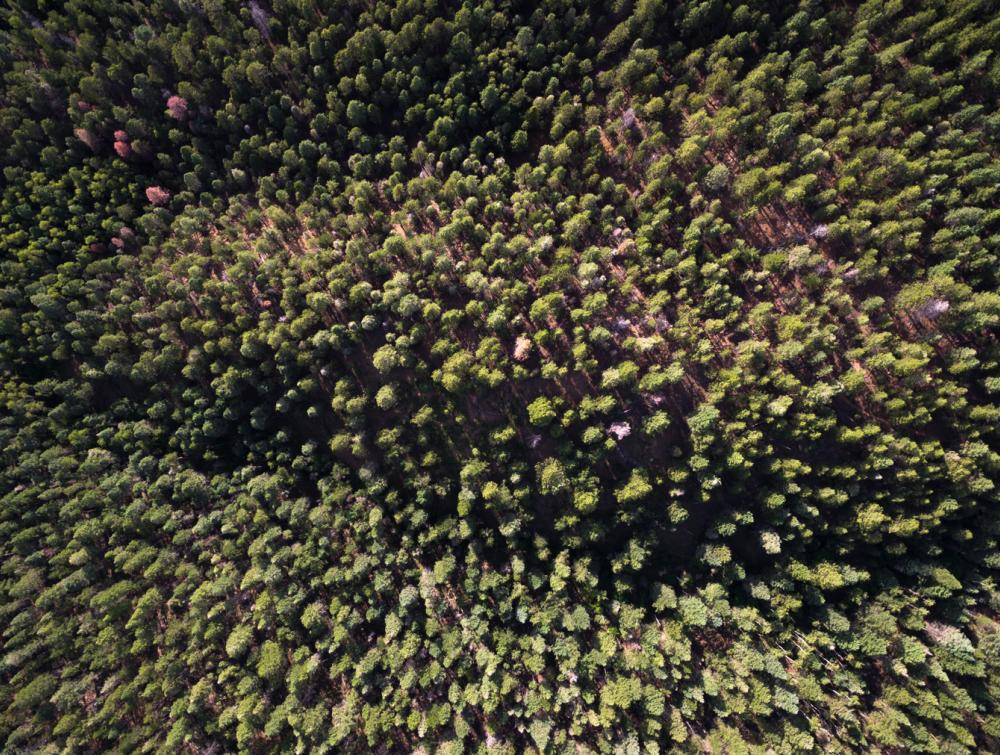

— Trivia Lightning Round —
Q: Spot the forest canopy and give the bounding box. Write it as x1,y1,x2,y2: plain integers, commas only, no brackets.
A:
2,0,1000,752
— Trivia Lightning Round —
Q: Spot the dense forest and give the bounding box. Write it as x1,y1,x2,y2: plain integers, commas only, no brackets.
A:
2,0,1000,751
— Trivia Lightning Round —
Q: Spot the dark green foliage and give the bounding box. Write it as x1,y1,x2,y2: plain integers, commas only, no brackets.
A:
2,0,1000,752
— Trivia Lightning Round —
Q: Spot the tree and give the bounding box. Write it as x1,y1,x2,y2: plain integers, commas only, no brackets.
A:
616,470,652,503
527,396,557,427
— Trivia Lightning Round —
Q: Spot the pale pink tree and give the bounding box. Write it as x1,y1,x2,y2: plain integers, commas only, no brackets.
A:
145,186,171,205
166,95,188,120
513,336,532,361
74,128,98,151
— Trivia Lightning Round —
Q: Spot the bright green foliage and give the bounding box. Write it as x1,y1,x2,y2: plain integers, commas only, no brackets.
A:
616,470,653,503
527,397,558,427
